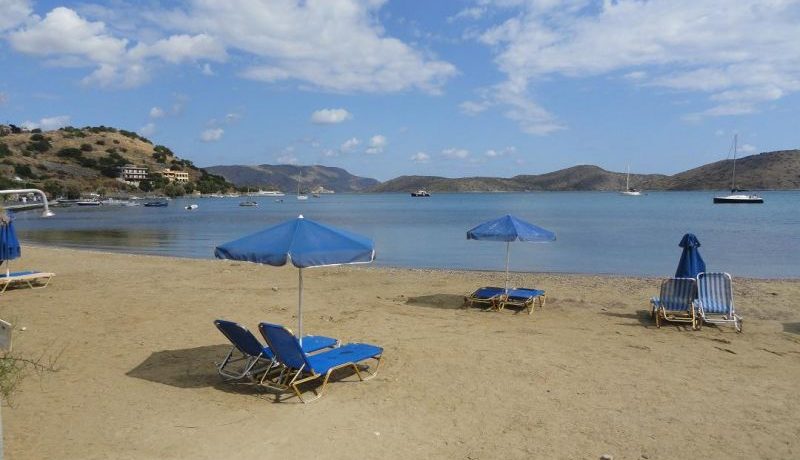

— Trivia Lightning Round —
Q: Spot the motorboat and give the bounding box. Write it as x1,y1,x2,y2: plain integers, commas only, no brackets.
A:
411,190,430,197
239,201,258,207
248,190,285,197
714,134,763,204
76,200,102,206
185,204,199,210
143,201,168,207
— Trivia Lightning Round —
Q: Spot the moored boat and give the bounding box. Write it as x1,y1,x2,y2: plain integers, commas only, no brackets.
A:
76,200,102,206
143,201,168,207
185,204,199,210
239,201,258,207
411,190,431,197
714,134,763,205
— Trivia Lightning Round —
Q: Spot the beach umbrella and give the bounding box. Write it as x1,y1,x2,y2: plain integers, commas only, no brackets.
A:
0,213,22,277
467,214,556,293
675,233,706,279
214,215,375,343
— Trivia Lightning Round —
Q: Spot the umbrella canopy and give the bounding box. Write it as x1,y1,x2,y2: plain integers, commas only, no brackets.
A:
467,214,555,292
214,215,375,341
1,214,22,277
675,233,706,279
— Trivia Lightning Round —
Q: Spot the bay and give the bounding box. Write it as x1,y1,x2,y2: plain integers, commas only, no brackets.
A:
11,191,800,278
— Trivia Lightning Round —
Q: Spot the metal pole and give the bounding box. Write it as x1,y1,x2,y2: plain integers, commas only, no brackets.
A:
298,267,303,345
0,189,55,217
505,241,510,294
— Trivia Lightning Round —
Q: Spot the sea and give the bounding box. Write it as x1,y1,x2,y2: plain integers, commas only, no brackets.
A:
11,191,800,278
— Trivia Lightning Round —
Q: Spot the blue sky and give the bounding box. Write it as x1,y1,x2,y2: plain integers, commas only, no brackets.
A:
1,0,799,181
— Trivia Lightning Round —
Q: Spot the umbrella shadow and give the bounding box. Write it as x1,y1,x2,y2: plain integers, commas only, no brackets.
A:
405,294,466,310
783,322,800,335
127,344,258,393
600,310,655,327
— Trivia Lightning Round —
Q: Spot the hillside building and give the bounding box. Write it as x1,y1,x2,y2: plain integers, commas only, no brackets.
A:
117,165,149,185
161,169,189,182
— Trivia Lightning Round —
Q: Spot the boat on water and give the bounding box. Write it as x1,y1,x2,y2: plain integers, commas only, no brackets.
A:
143,201,168,207
411,190,431,197
76,200,102,206
714,134,763,204
248,190,285,197
619,165,642,196
239,201,258,207
185,204,199,210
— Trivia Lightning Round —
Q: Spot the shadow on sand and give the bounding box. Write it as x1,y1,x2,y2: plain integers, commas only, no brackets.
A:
127,344,250,391
600,310,657,328
405,293,465,310
783,322,800,335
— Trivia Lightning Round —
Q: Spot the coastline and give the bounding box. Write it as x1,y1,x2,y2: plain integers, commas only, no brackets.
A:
3,246,800,459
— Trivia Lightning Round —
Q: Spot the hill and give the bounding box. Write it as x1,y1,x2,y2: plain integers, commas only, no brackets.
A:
0,124,231,197
205,164,379,193
372,150,800,192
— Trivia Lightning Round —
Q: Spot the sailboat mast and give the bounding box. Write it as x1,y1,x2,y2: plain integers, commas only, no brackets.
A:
626,165,630,190
731,134,738,190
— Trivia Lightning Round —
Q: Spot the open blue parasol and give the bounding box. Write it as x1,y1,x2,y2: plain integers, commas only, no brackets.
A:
215,215,375,342
675,233,706,279
1,213,22,277
467,214,555,293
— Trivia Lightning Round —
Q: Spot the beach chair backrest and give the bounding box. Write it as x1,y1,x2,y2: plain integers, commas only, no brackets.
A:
259,322,310,371
696,272,733,314
659,278,696,312
473,287,503,299
214,320,265,357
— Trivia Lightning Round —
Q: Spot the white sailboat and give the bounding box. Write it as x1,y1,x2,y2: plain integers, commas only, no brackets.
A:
619,165,642,196
296,182,308,200
713,135,763,204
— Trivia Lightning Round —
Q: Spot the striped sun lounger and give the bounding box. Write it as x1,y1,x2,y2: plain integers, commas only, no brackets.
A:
650,277,697,329
0,270,54,294
693,272,742,332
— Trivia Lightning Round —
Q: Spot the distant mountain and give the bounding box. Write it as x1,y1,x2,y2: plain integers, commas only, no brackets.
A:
205,164,379,192
372,150,800,192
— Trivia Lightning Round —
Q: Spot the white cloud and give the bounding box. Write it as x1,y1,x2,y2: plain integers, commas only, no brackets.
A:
322,149,338,158
277,153,299,165
340,137,360,152
442,148,470,160
160,0,457,93
21,115,70,131
410,152,430,163
447,7,486,23
0,92,7,105
0,0,32,32
139,122,156,137
471,0,800,131
365,134,387,154
311,108,352,124
149,106,165,118
224,112,241,124
459,100,490,116
128,34,226,64
739,143,757,154
485,146,516,157
201,63,215,75
200,127,224,142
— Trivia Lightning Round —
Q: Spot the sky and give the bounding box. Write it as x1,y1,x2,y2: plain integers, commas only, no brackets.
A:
1,0,799,181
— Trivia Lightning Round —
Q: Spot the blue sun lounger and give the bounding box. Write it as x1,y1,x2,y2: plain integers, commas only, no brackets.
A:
0,270,54,293
213,319,338,381
463,286,505,309
497,288,546,315
650,277,697,329
259,322,383,403
693,272,742,332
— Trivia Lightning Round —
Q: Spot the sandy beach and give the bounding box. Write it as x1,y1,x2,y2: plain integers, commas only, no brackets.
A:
2,246,799,459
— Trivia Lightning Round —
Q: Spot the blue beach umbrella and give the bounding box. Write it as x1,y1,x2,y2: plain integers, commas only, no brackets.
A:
675,233,706,279
467,214,556,293
215,215,375,342
1,213,22,277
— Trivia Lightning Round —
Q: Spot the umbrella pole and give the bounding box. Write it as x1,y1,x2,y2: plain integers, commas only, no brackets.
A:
298,268,303,345
505,241,510,295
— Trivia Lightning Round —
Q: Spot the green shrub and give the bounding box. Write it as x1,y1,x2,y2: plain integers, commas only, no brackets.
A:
95,139,105,146
0,143,12,158
26,139,52,153
77,157,98,168
43,180,64,198
57,148,83,159
80,143,93,152
30,133,45,141
14,164,36,179
30,128,42,133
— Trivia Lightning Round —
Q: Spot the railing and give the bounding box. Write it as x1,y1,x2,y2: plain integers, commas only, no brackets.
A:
0,189,55,217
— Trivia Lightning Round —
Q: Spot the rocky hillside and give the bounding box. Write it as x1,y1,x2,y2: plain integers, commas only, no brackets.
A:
205,164,379,193
372,150,800,192
0,124,231,197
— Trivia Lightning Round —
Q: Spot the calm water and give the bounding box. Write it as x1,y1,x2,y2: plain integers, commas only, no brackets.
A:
11,192,800,278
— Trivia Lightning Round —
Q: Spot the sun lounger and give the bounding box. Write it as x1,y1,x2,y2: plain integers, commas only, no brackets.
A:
497,288,546,315
463,286,505,309
650,277,697,329
693,272,742,332
0,270,54,294
259,322,383,403
213,319,337,381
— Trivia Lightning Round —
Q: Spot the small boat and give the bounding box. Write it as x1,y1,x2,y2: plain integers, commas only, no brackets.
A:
76,200,102,206
185,204,199,210
619,165,642,196
143,201,168,207
56,198,81,204
714,134,763,204
312,193,321,198
239,201,258,207
249,190,285,197
411,190,430,197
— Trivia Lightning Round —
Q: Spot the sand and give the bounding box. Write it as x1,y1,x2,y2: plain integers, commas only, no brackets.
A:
2,246,799,459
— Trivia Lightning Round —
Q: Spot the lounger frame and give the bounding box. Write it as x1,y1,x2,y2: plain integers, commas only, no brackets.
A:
214,320,276,381
463,286,504,310
650,277,698,330
496,289,546,315
0,271,54,294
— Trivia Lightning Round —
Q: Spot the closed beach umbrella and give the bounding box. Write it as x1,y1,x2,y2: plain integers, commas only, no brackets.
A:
0,213,22,277
214,215,375,342
467,214,556,293
675,233,706,279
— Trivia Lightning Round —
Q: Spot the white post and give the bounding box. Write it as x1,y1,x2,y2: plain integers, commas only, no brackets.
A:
0,189,55,218
504,241,511,294
298,267,303,345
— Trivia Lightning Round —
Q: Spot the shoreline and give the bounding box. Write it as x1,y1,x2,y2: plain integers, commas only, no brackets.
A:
3,246,799,459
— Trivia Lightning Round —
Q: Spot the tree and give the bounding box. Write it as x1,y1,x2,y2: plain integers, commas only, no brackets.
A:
43,180,64,198
65,185,81,200
138,180,153,192
163,183,185,197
